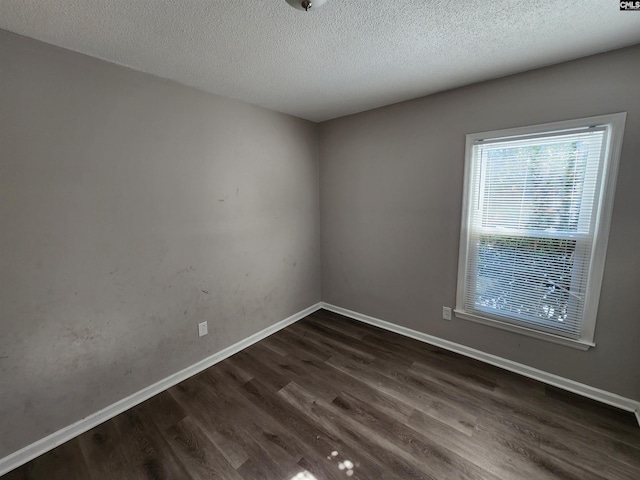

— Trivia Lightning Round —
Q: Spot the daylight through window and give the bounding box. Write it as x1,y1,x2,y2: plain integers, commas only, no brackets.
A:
455,114,626,349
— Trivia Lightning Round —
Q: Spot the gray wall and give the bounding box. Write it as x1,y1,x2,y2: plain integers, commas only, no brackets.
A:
0,31,320,458
320,45,640,401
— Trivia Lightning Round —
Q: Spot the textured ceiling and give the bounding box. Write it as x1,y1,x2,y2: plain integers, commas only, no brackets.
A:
1,1,640,122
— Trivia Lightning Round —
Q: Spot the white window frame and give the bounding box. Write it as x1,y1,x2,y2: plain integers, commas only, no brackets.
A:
455,113,626,350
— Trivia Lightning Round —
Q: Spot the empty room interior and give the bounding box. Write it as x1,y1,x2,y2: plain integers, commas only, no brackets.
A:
1,1,640,479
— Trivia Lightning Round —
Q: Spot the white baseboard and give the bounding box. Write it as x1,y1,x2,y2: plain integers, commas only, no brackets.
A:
0,303,322,477
320,302,640,426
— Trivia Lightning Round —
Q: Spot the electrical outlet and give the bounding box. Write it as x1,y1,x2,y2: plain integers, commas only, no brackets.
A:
442,307,452,321
198,321,208,337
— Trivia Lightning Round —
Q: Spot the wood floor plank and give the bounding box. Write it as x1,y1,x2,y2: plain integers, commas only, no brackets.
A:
240,377,398,480
111,406,189,479
314,386,496,480
77,420,130,480
167,378,254,469
197,428,248,470
407,355,640,474
326,350,479,435
405,356,640,478
276,381,411,480
241,342,343,404
270,328,333,362
225,350,291,392
140,390,188,432
289,320,377,363
4,309,639,479
247,341,415,423
258,334,291,357
542,386,640,446
347,315,638,447
409,408,593,480
471,416,609,480
174,366,344,480
307,309,369,340
161,416,242,480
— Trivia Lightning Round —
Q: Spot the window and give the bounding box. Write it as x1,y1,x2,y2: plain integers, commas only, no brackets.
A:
455,113,626,350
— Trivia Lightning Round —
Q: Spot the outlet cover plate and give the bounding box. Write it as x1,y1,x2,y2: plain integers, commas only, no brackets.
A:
198,321,208,337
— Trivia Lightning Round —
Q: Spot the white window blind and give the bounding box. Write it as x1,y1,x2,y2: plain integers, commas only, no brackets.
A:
455,114,626,349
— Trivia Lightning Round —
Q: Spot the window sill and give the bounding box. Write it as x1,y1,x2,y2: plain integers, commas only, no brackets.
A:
453,310,595,351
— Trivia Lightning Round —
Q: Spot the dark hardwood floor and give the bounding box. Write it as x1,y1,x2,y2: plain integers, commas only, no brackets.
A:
4,309,640,479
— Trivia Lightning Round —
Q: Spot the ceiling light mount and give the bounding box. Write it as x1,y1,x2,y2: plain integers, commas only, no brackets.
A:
285,0,328,12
